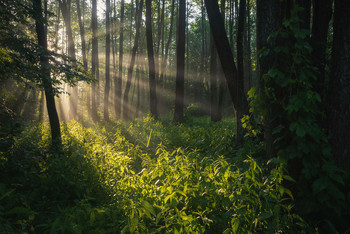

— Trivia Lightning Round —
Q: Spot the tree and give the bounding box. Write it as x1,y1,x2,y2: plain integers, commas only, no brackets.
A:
204,0,247,141
33,0,61,145
123,0,144,120
116,0,125,119
76,0,88,70
91,0,99,121
256,0,281,157
104,0,111,121
145,0,158,118
328,0,350,168
174,0,186,123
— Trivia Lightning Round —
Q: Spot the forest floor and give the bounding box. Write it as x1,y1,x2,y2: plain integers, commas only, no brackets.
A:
0,116,306,233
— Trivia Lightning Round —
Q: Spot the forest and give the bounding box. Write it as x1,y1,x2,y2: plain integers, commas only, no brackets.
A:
0,0,349,232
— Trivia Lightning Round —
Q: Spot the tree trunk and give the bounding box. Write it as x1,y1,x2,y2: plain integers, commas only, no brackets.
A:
104,0,111,121
256,0,281,157
33,0,61,145
174,0,186,123
91,0,99,121
310,0,332,97
160,0,175,85
236,0,249,140
328,0,350,168
210,32,218,122
76,0,88,70
116,0,125,119
146,0,158,118
123,0,144,120
58,0,78,120
204,0,246,142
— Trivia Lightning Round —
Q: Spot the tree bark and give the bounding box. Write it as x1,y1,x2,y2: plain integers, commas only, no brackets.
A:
104,0,111,121
91,0,99,121
116,0,125,119
204,0,246,142
33,0,61,145
146,0,158,118
256,0,281,157
310,0,332,97
123,0,144,120
328,0,350,168
160,0,175,85
76,0,88,70
174,0,186,123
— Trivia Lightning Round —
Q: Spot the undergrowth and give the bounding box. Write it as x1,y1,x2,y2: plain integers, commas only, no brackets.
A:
0,117,307,233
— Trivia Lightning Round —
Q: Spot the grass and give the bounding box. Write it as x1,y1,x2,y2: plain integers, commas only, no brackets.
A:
0,116,306,233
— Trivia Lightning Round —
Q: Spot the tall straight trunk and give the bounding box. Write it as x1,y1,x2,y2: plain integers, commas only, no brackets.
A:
58,0,78,120
54,3,60,51
160,0,175,85
76,0,88,70
91,0,99,121
236,0,248,125
204,0,246,142
210,32,218,122
328,0,350,168
244,0,252,92
146,0,158,118
256,0,281,157
123,0,144,120
33,0,61,145
310,0,332,97
104,0,111,121
116,0,125,119
217,0,226,121
174,0,186,123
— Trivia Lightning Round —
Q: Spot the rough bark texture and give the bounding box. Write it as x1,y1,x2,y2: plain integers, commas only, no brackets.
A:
33,0,61,145
328,0,350,168
146,0,158,118
104,0,111,121
174,0,186,123
123,0,144,120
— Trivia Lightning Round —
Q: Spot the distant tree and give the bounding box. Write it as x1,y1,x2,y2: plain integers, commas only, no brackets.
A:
116,0,125,119
145,0,158,118
123,0,144,120
76,0,88,70
104,0,111,121
91,0,99,121
174,0,186,123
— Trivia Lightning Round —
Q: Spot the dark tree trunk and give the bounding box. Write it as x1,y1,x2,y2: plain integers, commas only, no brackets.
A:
123,0,144,120
296,0,311,31
146,0,158,118
328,0,350,168
174,0,186,123
116,0,125,119
76,0,88,70
256,0,281,157
310,0,332,97
217,0,227,121
204,0,247,142
236,0,249,136
104,0,111,121
33,0,61,145
91,0,99,121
